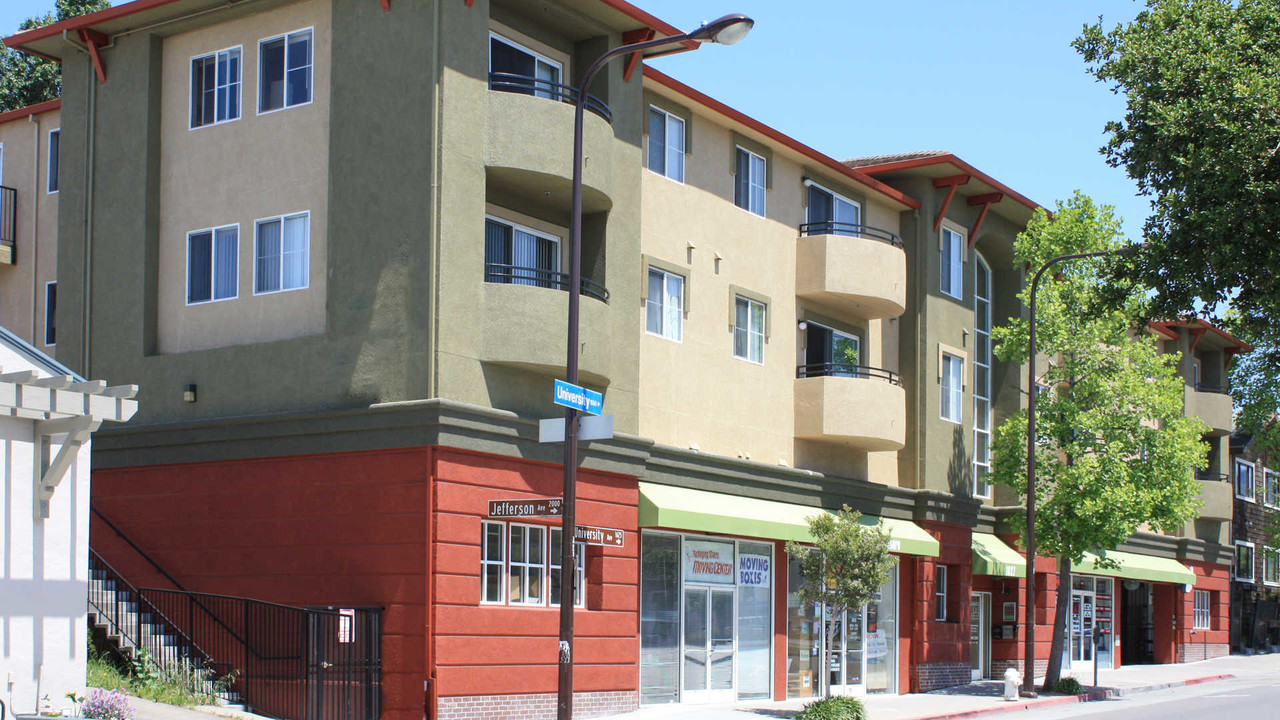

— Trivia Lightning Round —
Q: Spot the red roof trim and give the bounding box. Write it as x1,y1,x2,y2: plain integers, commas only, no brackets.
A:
854,153,1040,213
1150,319,1253,352
595,0,688,41
643,67,921,211
0,99,61,125
4,0,183,48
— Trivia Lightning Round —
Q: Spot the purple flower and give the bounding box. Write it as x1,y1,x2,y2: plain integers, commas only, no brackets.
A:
81,688,134,720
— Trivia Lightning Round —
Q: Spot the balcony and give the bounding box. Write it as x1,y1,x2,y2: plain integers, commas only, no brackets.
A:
1196,473,1233,521
488,73,611,123
795,223,906,319
794,363,906,451
480,266,612,384
0,185,14,265
1185,383,1233,436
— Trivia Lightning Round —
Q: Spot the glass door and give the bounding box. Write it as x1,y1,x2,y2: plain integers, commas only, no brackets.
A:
683,586,735,703
826,607,866,696
970,592,991,680
1069,589,1095,667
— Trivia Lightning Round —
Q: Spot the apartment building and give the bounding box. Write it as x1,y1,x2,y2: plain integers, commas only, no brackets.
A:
1,0,1244,718
0,99,60,350
1229,432,1280,654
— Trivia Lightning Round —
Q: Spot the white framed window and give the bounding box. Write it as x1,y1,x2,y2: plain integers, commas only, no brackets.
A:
508,524,546,605
804,181,861,236
481,521,506,604
647,106,685,182
190,47,242,128
973,253,992,498
1236,459,1257,502
484,216,561,288
259,28,313,114
1264,547,1280,586
734,146,766,216
43,282,56,346
941,226,964,299
934,565,948,621
489,32,562,100
47,129,60,194
1266,468,1279,507
549,527,586,608
186,225,238,304
1193,589,1211,630
1235,541,1256,583
645,267,683,341
941,352,964,424
254,212,310,294
733,295,765,364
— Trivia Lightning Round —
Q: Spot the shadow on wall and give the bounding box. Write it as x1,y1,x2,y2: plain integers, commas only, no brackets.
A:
947,423,970,496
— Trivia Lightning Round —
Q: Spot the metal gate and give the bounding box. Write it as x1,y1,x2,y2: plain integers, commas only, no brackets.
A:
306,608,382,720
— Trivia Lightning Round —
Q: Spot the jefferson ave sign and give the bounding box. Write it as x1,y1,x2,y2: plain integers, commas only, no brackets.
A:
488,498,563,518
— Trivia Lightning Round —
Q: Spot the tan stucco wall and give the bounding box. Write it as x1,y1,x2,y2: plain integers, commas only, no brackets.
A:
0,108,59,348
157,0,330,354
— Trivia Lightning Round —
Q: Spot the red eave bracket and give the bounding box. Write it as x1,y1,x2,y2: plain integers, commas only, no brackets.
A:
1224,347,1240,371
622,28,655,82
932,174,969,233
78,28,108,84
464,0,475,6
966,192,1003,248
1187,326,1207,354
381,0,390,11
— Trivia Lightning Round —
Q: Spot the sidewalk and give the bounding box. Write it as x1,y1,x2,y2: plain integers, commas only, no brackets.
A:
601,653,1280,720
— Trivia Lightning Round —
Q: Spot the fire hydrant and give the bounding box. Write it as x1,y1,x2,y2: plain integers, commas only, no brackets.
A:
1003,667,1022,701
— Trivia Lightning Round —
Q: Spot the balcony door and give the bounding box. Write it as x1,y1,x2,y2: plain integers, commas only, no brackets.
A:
806,183,861,236
489,33,561,99
804,323,859,377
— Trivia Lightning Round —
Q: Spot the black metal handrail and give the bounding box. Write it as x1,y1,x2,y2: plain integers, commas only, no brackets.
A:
796,362,903,385
92,508,189,592
799,221,904,248
1195,471,1228,482
1194,382,1230,395
0,186,15,248
488,72,612,123
484,262,609,302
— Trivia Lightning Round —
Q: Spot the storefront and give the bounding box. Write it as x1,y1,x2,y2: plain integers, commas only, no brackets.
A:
969,533,1027,681
636,482,940,705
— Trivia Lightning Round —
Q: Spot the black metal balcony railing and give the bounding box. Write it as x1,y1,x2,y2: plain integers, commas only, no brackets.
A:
488,72,612,123
1194,382,1230,395
484,263,610,303
1,185,16,246
796,362,902,386
1196,471,1228,482
798,221,904,248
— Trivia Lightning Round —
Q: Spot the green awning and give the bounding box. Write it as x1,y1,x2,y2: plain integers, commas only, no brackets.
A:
972,533,1026,578
637,482,940,557
1071,550,1197,586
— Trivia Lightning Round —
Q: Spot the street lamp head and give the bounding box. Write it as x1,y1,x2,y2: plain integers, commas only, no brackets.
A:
686,14,754,45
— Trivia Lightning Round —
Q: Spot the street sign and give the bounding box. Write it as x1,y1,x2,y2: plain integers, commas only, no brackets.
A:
488,498,563,518
574,524,625,547
553,379,603,415
539,415,614,443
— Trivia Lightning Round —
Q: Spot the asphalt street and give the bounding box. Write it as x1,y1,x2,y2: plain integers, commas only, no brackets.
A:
1014,673,1280,720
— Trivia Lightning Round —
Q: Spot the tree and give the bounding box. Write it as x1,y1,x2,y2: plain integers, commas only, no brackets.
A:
989,192,1208,690
0,0,111,113
1074,1,1280,342
785,506,896,700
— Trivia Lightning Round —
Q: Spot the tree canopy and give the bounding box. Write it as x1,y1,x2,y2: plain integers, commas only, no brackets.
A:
990,192,1207,689
0,0,110,113
1075,0,1280,340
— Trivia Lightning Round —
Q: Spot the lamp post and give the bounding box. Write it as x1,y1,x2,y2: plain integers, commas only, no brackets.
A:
1021,245,1140,695
557,15,753,720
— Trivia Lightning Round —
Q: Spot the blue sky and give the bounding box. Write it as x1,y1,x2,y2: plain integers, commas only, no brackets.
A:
3,0,1147,237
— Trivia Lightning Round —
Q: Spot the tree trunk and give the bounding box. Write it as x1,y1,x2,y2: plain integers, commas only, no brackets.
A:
823,605,838,700
1042,559,1072,691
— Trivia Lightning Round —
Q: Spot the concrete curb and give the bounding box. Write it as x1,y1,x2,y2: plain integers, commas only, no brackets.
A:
893,674,1235,720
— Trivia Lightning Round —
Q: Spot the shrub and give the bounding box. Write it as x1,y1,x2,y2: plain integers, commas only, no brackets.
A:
795,695,868,720
81,688,134,720
1053,676,1084,695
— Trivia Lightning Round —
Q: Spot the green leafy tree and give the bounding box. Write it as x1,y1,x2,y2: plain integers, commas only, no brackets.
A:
990,192,1207,690
1074,0,1280,340
0,0,111,113
785,506,896,700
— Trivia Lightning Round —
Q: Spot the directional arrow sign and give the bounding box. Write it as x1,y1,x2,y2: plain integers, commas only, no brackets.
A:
553,379,603,415
538,415,614,443
574,524,625,547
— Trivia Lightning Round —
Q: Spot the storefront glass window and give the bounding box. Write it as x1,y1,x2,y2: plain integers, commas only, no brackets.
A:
866,566,897,694
640,533,681,704
787,557,821,698
737,542,773,699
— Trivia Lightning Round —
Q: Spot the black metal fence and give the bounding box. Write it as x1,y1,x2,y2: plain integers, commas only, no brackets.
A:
1194,382,1230,394
797,362,903,386
488,72,612,122
0,185,16,257
1195,470,1228,482
798,221,904,248
484,262,610,302
140,589,382,720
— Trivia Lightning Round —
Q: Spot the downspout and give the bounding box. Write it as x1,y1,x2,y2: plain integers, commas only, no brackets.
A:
28,113,40,342
427,0,443,399
64,29,96,375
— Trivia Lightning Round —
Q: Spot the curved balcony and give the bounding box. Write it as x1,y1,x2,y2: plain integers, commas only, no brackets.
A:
795,223,906,320
486,79,615,210
1196,474,1233,521
794,364,906,451
1185,384,1233,436
488,73,611,123
480,269,612,385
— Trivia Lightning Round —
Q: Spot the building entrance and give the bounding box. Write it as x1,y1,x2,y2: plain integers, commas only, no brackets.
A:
970,592,991,680
682,586,735,703
1122,581,1155,665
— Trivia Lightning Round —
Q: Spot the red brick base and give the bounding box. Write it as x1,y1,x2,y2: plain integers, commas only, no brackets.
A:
1177,642,1230,663
435,691,638,720
913,662,971,691
990,658,1048,681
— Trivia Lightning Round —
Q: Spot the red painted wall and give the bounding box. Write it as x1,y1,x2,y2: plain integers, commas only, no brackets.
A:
912,521,973,679
428,447,639,700
1180,559,1231,648
92,448,431,720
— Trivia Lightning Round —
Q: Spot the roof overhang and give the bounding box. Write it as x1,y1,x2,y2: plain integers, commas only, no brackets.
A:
1149,318,1253,353
850,152,1040,227
0,99,61,126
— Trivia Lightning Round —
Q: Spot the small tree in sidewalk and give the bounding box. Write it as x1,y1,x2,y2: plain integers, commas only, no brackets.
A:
786,506,897,700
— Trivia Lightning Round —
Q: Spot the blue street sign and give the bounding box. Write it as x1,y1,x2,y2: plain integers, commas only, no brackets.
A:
553,379,603,415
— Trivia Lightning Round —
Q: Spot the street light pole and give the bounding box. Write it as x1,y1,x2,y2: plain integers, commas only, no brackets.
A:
1022,246,1137,695
557,16,753,720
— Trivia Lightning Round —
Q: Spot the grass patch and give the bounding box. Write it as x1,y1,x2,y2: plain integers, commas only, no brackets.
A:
794,695,868,720
87,636,223,708
1051,676,1084,695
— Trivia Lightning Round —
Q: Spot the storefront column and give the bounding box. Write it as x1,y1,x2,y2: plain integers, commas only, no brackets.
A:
1152,584,1177,664
773,540,788,700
